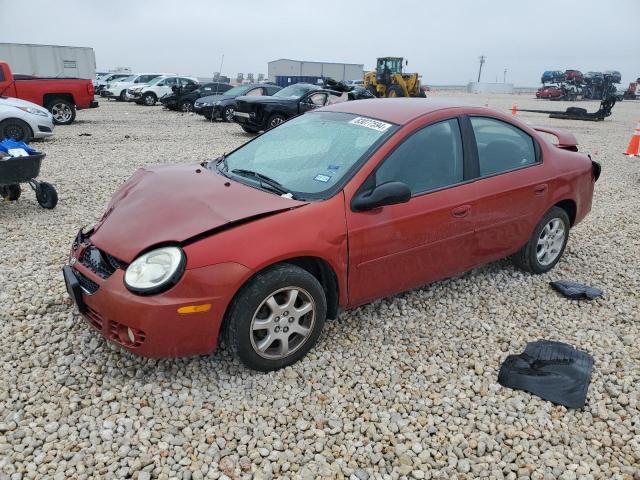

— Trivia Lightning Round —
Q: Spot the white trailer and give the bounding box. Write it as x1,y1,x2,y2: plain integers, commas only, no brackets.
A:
0,43,96,79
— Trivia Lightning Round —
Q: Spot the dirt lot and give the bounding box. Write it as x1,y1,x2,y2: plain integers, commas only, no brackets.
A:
1,94,639,480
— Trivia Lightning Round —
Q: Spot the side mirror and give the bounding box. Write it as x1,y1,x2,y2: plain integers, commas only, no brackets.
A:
351,181,411,212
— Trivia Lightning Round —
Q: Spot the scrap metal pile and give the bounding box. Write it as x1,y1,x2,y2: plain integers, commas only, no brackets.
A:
536,69,620,101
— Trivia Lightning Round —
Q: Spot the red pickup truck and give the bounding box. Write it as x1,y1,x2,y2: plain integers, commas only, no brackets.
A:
0,62,98,125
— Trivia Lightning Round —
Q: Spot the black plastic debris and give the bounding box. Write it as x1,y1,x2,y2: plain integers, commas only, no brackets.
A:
550,280,603,300
498,340,593,409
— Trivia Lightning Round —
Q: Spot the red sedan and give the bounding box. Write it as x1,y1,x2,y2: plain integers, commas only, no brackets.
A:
63,99,600,371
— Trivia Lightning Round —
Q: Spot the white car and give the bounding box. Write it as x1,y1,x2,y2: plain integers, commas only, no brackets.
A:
93,72,132,95
0,97,54,142
126,76,200,106
102,73,171,101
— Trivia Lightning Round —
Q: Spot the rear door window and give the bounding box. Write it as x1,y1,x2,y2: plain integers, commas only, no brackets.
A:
470,117,537,176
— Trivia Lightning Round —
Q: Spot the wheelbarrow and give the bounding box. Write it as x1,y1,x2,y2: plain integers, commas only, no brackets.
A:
0,152,58,209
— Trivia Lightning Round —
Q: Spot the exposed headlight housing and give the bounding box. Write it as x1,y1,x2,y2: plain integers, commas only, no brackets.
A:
17,106,49,117
124,246,185,295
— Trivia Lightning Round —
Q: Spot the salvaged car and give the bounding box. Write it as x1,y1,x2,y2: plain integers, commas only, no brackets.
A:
233,82,369,133
160,82,234,112
536,85,564,99
193,83,282,121
63,99,599,371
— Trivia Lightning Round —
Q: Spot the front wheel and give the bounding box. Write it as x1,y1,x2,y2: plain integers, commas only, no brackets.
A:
35,182,58,209
224,264,327,371
512,207,570,274
267,114,286,129
222,106,235,122
0,118,32,142
179,100,193,112
49,99,76,125
142,93,157,106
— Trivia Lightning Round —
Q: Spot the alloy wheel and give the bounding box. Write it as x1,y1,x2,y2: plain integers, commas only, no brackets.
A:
51,103,72,123
250,287,316,360
225,107,235,122
536,218,566,266
270,117,284,128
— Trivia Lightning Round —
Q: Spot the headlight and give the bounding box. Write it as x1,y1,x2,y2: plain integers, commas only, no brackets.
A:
17,106,49,117
124,246,185,294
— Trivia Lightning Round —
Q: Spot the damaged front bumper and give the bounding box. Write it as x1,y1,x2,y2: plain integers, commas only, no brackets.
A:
63,230,250,358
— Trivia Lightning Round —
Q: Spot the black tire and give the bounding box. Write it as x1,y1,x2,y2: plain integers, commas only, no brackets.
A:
222,106,235,122
387,85,405,98
224,264,327,371
241,126,259,134
35,182,58,209
512,206,570,274
118,90,127,101
0,118,33,142
179,100,193,112
0,184,21,201
142,93,157,106
48,99,76,125
267,114,286,130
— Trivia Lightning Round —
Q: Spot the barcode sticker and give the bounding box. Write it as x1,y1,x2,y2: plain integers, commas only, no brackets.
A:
349,117,392,132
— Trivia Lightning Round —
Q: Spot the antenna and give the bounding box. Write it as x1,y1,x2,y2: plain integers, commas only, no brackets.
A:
477,55,486,83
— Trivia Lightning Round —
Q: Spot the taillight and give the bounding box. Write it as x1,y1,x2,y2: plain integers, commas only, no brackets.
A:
87,83,94,95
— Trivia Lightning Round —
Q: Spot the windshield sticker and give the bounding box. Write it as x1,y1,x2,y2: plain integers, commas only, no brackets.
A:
314,174,332,183
349,117,392,132
327,165,341,171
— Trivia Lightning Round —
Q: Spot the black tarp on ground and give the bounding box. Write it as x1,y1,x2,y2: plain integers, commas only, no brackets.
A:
498,340,593,409
550,280,603,300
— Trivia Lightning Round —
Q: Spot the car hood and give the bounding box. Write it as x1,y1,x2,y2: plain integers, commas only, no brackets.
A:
0,96,48,111
90,163,307,262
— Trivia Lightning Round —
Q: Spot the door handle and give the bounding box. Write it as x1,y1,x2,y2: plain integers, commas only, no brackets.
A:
451,205,471,218
534,184,548,195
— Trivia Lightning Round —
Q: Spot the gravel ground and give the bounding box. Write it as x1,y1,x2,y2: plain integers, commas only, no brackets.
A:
1,94,639,480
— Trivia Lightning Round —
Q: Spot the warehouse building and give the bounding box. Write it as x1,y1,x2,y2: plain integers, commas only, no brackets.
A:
268,58,364,87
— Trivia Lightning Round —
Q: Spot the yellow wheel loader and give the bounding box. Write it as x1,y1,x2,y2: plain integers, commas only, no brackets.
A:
364,57,426,98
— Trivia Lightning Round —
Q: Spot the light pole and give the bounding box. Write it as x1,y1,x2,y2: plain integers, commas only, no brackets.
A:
503,68,507,83
477,55,486,83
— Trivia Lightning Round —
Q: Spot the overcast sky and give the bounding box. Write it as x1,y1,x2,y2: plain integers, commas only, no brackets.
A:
1,0,637,86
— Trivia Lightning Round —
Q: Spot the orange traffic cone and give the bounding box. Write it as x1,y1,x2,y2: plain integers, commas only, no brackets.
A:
511,103,518,116
624,121,640,157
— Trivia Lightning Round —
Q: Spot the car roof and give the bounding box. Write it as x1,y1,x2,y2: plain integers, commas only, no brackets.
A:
319,98,468,125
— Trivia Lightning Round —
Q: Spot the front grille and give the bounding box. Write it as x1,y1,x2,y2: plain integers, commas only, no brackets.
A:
75,270,99,294
80,246,124,279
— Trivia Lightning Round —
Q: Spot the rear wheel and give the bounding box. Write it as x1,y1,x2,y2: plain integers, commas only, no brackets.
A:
224,264,327,371
0,184,21,201
118,90,127,101
48,99,76,125
512,207,569,274
387,85,404,97
0,118,33,142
